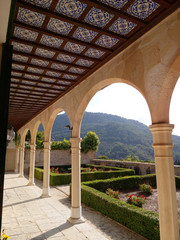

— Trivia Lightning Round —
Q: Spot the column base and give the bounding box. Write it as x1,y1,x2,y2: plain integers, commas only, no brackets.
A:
41,187,51,198
41,193,51,198
27,182,35,186
19,174,24,178
67,217,85,224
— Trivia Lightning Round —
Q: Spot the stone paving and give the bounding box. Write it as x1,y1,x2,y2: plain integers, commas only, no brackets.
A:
2,173,147,240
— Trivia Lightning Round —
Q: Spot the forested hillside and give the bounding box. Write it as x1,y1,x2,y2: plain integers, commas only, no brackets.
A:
39,112,180,163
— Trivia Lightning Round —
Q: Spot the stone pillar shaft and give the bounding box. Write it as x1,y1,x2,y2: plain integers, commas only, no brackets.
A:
68,137,84,224
28,144,36,185
41,141,50,198
14,147,19,173
150,124,179,240
19,146,24,177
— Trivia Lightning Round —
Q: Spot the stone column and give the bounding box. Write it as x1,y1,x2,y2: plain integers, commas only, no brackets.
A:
19,146,24,177
68,137,84,224
14,147,19,173
28,144,36,186
41,141,51,198
150,124,179,240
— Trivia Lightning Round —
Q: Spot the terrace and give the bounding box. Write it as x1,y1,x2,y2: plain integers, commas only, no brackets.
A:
0,0,180,240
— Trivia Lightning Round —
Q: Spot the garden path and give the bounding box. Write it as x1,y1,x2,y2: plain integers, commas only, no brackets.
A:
2,173,147,240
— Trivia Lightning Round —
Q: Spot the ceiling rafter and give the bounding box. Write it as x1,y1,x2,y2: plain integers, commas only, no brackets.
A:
11,76,72,87
12,49,94,70
10,37,104,62
12,59,83,77
11,69,79,83
16,0,127,41
10,96,51,103
79,0,146,26
10,85,62,94
11,81,67,91
10,88,58,97
13,21,113,53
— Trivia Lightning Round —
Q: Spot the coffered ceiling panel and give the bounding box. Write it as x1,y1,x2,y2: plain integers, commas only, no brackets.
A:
8,0,180,130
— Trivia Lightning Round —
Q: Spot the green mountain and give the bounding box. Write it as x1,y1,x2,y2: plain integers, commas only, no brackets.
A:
41,112,180,163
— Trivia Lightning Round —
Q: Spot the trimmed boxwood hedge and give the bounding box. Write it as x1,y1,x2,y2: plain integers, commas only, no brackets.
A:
84,174,157,193
81,174,180,240
34,167,43,180
81,184,160,240
34,166,135,186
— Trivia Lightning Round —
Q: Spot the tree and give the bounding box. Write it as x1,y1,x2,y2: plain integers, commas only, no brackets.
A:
36,131,44,149
81,131,100,153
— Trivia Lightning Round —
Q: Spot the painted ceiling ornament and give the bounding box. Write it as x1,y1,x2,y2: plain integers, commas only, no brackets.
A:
13,26,38,41
51,63,68,71
68,67,84,74
98,0,128,10
55,0,87,19
12,64,25,71
46,71,61,77
109,17,137,35
126,0,160,20
35,48,55,58
12,42,33,53
12,54,29,63
31,58,49,67
73,27,98,42
47,18,73,35
85,48,105,59
84,7,114,28
64,42,86,54
75,59,94,67
24,0,52,9
57,53,76,63
17,7,45,27
27,67,44,74
40,35,63,48
62,74,77,80
95,35,119,48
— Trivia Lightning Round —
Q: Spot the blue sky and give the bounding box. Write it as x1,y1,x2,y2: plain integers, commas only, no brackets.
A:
86,78,180,136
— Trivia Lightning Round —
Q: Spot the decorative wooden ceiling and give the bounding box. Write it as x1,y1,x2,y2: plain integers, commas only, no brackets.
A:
8,0,180,131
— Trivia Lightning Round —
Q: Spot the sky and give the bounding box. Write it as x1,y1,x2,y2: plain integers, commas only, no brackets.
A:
86,78,180,136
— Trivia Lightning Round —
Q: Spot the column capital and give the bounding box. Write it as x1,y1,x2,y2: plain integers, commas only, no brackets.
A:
20,146,25,151
30,144,36,150
44,141,51,150
70,137,81,148
149,123,174,133
149,123,174,146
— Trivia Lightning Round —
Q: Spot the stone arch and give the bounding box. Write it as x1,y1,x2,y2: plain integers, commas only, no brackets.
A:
44,108,71,142
147,53,180,125
72,77,151,136
20,128,30,147
30,120,45,145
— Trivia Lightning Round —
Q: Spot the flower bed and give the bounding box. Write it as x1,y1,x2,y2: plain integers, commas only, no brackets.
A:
34,165,135,186
81,174,180,240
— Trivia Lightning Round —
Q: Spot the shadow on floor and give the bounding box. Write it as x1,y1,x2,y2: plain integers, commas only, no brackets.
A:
31,221,72,240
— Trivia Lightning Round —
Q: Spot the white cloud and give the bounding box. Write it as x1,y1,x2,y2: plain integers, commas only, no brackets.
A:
86,83,151,126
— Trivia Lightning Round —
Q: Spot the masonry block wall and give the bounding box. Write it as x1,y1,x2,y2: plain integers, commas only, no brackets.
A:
24,149,95,172
91,159,180,176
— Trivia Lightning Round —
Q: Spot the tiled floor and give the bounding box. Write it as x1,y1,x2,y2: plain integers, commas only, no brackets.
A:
2,174,147,240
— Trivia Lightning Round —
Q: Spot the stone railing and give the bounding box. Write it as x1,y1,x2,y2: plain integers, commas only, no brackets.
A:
90,159,180,176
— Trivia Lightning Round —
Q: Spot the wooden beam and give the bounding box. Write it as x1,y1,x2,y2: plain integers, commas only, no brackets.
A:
16,0,127,41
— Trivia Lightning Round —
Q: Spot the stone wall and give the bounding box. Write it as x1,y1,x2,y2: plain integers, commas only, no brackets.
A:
24,149,95,172
91,159,180,176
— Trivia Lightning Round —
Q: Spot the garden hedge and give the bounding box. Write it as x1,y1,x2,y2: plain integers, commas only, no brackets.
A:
83,174,157,192
81,174,180,240
34,167,43,180
81,184,160,240
34,167,135,186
